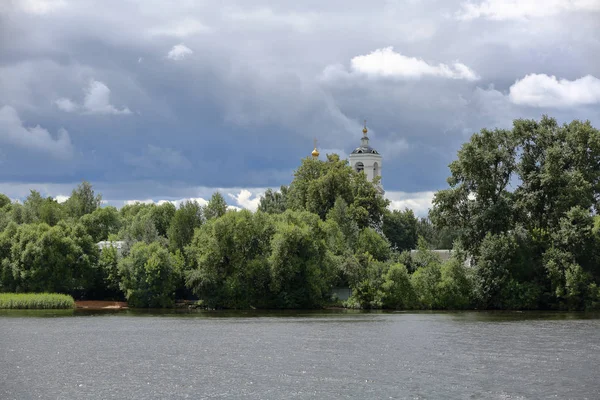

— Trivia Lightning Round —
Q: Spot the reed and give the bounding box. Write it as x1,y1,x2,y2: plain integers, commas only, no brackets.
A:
0,293,75,309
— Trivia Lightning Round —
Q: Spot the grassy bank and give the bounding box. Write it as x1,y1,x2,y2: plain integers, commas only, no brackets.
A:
0,293,75,309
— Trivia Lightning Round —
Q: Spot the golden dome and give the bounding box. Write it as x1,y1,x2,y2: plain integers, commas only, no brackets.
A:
312,147,320,158
362,127,368,134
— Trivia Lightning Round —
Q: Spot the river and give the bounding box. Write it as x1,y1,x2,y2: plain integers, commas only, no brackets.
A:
1,310,599,399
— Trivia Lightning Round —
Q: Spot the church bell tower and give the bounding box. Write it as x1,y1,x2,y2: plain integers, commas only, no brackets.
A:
348,121,383,193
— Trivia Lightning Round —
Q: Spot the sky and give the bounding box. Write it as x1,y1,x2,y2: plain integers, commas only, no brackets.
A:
1,0,599,216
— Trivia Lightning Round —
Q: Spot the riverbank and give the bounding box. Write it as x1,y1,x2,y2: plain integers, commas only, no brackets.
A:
75,300,128,309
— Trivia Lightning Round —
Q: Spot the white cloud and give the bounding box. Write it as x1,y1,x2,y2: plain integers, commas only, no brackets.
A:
150,18,210,37
508,74,600,108
0,105,73,159
83,80,132,115
324,47,479,81
54,97,78,112
456,0,600,20
16,0,67,14
228,189,263,212
385,191,436,217
56,79,131,115
167,44,193,60
54,195,69,203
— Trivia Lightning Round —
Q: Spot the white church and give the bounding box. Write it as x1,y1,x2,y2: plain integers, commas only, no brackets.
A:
312,121,384,193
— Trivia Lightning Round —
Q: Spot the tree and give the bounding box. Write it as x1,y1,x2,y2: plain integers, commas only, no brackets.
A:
186,210,274,308
325,197,359,250
287,154,389,229
65,181,102,219
355,227,391,262
258,186,288,214
381,263,416,309
0,194,11,209
118,241,177,307
168,200,203,252
268,211,335,308
150,202,176,237
204,192,228,221
6,222,98,294
80,206,122,242
383,209,418,252
430,127,516,254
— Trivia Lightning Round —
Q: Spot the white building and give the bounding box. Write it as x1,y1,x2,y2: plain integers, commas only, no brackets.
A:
348,122,383,194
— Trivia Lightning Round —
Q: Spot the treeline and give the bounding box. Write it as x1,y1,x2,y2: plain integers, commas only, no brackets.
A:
1,116,599,310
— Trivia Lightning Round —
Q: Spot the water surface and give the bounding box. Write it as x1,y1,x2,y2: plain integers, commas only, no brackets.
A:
1,310,599,399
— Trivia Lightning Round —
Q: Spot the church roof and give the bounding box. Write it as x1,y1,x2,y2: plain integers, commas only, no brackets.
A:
351,144,379,155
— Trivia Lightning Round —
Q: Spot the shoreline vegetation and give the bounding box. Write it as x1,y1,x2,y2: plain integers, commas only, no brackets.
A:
0,293,74,309
1,116,600,311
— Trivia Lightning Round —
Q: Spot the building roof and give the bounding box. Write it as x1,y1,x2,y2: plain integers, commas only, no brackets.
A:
351,145,379,155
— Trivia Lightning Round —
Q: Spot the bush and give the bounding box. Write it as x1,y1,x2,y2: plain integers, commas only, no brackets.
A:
0,293,75,309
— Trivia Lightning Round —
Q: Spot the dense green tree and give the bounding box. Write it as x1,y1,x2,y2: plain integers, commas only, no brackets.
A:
268,211,336,308
168,200,203,252
97,243,121,297
118,241,177,307
80,206,122,242
64,181,102,219
150,202,176,237
186,210,274,308
325,197,359,250
0,194,11,209
258,186,288,214
383,209,418,251
430,127,516,254
381,263,416,309
5,222,98,294
204,192,228,221
355,227,391,262
120,208,162,248
344,254,388,309
287,154,389,229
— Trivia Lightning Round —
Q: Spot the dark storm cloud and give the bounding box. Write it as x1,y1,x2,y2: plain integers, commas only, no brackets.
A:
0,0,599,212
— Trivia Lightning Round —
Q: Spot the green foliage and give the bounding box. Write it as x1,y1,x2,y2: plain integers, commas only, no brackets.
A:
0,194,11,209
287,154,389,229
97,244,121,296
168,200,203,252
5,222,98,294
150,202,176,237
118,241,177,308
412,261,442,309
64,181,102,219
258,186,288,214
80,206,122,242
431,116,600,310
383,209,418,251
355,227,391,262
204,192,228,221
345,254,388,309
186,210,274,308
381,263,415,309
0,293,74,309
268,211,335,308
437,258,473,309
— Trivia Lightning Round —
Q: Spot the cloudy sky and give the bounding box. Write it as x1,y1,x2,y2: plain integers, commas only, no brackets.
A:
1,0,599,215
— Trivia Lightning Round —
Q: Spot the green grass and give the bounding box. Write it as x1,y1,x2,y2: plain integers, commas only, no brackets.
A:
0,293,75,309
